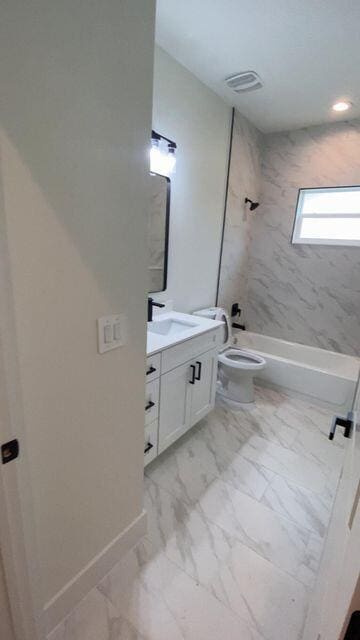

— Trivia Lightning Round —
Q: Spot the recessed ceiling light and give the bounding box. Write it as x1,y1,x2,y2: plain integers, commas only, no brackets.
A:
332,101,352,112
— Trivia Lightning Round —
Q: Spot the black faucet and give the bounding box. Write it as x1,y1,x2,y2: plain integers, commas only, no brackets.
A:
147,297,165,322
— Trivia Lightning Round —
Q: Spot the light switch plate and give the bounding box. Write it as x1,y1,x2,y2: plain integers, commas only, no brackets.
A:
97,314,125,354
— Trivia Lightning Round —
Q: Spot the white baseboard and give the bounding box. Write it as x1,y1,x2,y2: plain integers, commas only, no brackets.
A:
42,509,147,635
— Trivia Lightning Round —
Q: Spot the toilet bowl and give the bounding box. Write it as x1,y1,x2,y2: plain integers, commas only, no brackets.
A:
193,307,266,403
218,348,266,403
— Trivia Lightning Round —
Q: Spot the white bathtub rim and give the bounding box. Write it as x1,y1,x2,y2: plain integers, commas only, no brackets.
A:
233,332,360,382
253,378,350,414
241,346,358,383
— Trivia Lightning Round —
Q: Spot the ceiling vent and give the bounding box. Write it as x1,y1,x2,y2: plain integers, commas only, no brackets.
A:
225,71,263,94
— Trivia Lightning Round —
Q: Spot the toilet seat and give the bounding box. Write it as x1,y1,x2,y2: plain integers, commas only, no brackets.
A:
193,307,267,403
218,348,266,371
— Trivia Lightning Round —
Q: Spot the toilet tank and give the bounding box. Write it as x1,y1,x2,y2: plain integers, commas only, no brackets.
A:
193,307,232,350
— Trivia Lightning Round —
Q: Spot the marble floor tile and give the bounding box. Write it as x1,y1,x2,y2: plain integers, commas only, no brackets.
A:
47,586,146,640
99,539,263,640
261,474,331,538
192,415,275,500
295,533,324,589
48,385,340,640
145,426,219,506
291,427,345,472
215,395,300,448
273,396,334,438
145,476,310,638
145,475,237,586
210,539,309,640
253,384,288,409
197,405,253,451
220,454,275,500
240,434,329,493
197,478,312,579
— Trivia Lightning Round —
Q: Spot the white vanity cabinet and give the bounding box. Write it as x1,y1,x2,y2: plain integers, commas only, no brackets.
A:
145,325,220,464
157,360,192,453
144,353,161,466
190,348,218,426
158,348,218,454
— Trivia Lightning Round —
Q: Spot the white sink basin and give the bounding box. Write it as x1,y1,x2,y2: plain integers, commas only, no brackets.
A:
147,311,224,355
148,318,197,336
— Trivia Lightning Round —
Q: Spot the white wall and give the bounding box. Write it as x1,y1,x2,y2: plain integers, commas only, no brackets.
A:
0,0,155,626
152,46,231,312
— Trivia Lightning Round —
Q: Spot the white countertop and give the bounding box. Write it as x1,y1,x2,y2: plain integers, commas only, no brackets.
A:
147,311,224,356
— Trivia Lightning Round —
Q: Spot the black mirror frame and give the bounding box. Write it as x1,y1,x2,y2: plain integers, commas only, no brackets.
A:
148,172,171,294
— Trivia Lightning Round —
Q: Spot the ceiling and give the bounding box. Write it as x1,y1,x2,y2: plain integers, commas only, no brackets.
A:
155,0,360,133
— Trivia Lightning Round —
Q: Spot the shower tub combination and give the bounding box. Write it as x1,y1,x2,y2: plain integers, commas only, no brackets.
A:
234,331,360,413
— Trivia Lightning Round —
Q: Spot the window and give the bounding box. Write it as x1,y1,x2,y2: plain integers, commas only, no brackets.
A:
292,186,360,247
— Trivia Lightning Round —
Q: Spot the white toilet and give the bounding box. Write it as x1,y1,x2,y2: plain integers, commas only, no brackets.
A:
194,307,266,403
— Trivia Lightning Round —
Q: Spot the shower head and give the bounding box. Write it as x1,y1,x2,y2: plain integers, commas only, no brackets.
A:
245,197,260,211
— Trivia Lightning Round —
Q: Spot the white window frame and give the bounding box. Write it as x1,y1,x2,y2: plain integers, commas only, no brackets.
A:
292,186,360,247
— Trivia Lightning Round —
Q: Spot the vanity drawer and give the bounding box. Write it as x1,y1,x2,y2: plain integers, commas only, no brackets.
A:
162,329,220,373
144,420,158,466
145,378,159,425
146,353,161,381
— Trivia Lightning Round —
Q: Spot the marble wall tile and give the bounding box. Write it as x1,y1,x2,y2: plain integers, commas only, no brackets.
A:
246,119,360,356
217,110,263,315
218,114,360,356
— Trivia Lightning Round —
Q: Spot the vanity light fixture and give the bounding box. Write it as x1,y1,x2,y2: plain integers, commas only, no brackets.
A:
245,197,260,211
150,130,177,176
332,101,352,112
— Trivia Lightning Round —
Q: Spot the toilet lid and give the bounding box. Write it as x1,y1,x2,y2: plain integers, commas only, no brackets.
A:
218,348,266,371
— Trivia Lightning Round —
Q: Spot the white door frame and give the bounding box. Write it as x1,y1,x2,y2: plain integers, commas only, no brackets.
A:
0,175,44,640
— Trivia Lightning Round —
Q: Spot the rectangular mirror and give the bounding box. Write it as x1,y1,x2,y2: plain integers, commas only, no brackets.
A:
147,172,170,293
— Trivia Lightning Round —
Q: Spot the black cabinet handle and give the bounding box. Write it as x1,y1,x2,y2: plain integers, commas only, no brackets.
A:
329,414,353,440
145,400,155,411
189,364,196,385
146,366,156,376
144,442,154,454
195,361,202,381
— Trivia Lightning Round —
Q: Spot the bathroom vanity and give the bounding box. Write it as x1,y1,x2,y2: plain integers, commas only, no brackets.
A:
144,311,223,465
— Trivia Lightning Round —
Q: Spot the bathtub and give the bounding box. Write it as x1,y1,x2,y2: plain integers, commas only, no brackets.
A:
234,331,360,412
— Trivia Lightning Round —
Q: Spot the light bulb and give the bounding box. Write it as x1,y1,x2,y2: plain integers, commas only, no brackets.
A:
150,139,176,176
332,101,351,112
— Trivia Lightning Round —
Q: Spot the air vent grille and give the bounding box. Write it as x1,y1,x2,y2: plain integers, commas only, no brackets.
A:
225,71,263,94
